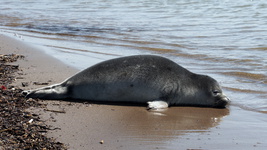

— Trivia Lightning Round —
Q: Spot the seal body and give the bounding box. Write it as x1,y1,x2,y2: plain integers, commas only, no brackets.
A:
25,55,229,108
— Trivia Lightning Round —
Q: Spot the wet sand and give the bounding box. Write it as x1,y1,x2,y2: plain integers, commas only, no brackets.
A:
1,33,267,150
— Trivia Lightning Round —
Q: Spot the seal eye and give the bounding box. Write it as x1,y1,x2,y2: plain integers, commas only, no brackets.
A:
213,90,220,96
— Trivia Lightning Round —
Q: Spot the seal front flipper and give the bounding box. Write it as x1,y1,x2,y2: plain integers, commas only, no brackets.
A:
147,101,169,110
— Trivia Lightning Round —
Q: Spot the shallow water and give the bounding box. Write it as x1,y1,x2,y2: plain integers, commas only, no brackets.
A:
0,0,266,112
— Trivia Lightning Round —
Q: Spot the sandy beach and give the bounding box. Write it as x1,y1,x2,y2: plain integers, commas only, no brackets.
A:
1,33,267,150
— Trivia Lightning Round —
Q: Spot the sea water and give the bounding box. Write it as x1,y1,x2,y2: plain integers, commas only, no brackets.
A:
0,0,266,112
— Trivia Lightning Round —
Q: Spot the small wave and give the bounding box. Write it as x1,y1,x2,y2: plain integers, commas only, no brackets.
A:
260,111,267,114
22,24,149,36
252,47,267,51
45,45,121,57
224,87,267,94
222,72,267,83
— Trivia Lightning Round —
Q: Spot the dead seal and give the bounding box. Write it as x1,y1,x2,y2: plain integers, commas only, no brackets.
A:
24,55,229,109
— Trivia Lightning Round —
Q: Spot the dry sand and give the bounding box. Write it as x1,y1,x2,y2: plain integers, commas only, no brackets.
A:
1,33,267,150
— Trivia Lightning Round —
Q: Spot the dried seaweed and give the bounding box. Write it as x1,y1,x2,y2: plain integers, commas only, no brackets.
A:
0,54,66,150
0,54,24,63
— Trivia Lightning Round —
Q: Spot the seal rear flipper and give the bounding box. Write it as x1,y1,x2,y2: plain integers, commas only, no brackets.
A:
147,100,169,110
23,84,68,100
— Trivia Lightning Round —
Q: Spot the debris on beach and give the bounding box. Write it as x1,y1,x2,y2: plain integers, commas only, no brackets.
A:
33,82,49,85
0,54,24,63
21,82,29,87
100,140,104,144
0,54,66,149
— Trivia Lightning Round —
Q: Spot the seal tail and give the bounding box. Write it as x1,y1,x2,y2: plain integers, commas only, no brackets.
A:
23,84,68,100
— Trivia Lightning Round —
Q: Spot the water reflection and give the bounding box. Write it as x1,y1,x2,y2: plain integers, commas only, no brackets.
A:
117,107,229,141
32,102,230,149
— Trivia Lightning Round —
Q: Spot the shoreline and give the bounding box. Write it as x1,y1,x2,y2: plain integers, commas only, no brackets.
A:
1,33,267,150
0,34,78,90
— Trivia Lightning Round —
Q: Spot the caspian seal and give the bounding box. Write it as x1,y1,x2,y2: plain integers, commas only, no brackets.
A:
24,55,229,109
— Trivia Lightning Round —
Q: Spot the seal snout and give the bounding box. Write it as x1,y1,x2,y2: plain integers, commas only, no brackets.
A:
214,95,230,108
